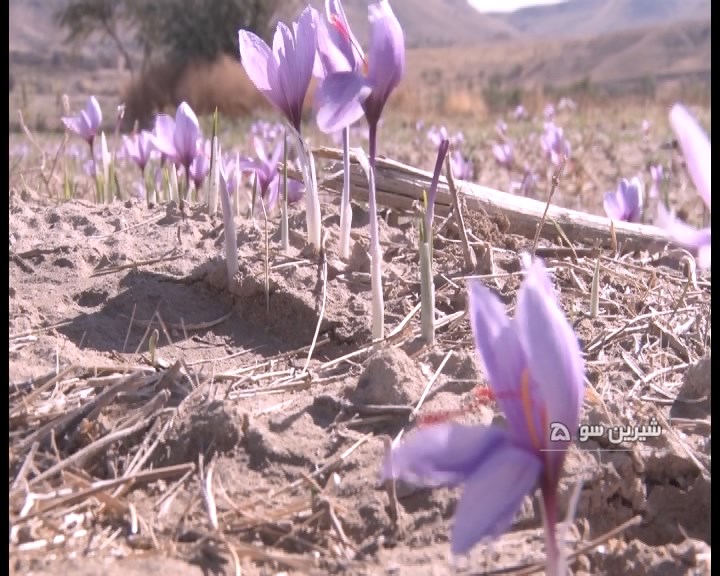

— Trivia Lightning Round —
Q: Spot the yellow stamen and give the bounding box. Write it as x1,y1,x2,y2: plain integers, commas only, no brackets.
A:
520,369,541,450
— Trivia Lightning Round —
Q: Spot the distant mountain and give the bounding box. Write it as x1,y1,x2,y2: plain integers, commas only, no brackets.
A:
495,0,710,39
307,0,519,48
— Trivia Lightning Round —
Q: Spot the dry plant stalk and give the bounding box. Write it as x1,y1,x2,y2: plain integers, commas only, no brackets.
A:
308,147,684,254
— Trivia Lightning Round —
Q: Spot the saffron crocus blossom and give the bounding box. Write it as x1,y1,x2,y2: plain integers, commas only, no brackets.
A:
315,0,368,259
603,177,644,223
649,164,664,199
189,140,211,191
151,102,201,192
315,0,405,341
238,7,318,134
492,142,513,170
314,0,404,135
123,131,154,174
383,258,585,572
513,105,528,120
541,122,571,166
62,95,102,148
239,6,321,248
240,137,303,214
656,103,711,268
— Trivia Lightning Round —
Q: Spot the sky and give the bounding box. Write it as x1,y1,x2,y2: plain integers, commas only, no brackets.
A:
468,0,568,13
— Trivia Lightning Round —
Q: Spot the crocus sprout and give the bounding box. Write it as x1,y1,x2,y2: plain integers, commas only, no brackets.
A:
151,102,201,200
383,258,585,575
656,103,711,269
420,138,449,345
208,108,220,216
603,177,644,223
238,6,322,250
316,0,405,340
218,157,239,289
315,0,368,260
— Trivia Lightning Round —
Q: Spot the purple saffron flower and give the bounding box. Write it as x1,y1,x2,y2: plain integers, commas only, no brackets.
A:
151,102,201,174
656,103,711,268
495,119,508,137
240,137,304,213
314,0,405,134
189,140,211,190
544,103,555,120
123,130,154,173
315,0,365,76
603,177,644,223
382,258,584,560
649,164,664,199
513,105,528,120
62,95,103,147
450,149,473,181
541,122,570,166
238,7,318,133
492,142,513,170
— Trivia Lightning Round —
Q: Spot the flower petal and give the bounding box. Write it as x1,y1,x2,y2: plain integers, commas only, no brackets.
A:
85,96,103,132
625,176,644,222
174,102,200,167
287,178,305,203
670,104,711,210
364,0,405,126
61,116,86,140
467,280,539,446
656,203,712,268
315,71,371,133
451,442,541,555
603,188,625,221
516,259,584,445
238,29,275,94
151,114,177,158
382,423,513,488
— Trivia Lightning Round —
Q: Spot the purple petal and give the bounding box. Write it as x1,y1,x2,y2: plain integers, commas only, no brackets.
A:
174,102,200,167
61,116,87,140
516,259,584,449
603,188,626,221
261,177,280,213
238,29,276,94
363,0,405,126
316,11,353,75
382,423,513,487
315,71,371,133
287,178,305,203
624,177,644,222
669,104,711,210
656,204,712,268
451,442,541,555
85,96,102,132
151,114,177,158
467,281,539,447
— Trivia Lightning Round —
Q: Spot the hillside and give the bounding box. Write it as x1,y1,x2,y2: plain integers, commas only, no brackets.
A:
499,0,711,39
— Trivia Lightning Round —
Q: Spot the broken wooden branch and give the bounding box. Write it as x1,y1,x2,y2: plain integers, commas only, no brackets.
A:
286,146,684,254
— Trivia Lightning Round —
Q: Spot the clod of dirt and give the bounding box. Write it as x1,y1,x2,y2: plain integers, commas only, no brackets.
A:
352,348,426,406
155,400,242,466
586,537,711,576
670,355,711,419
